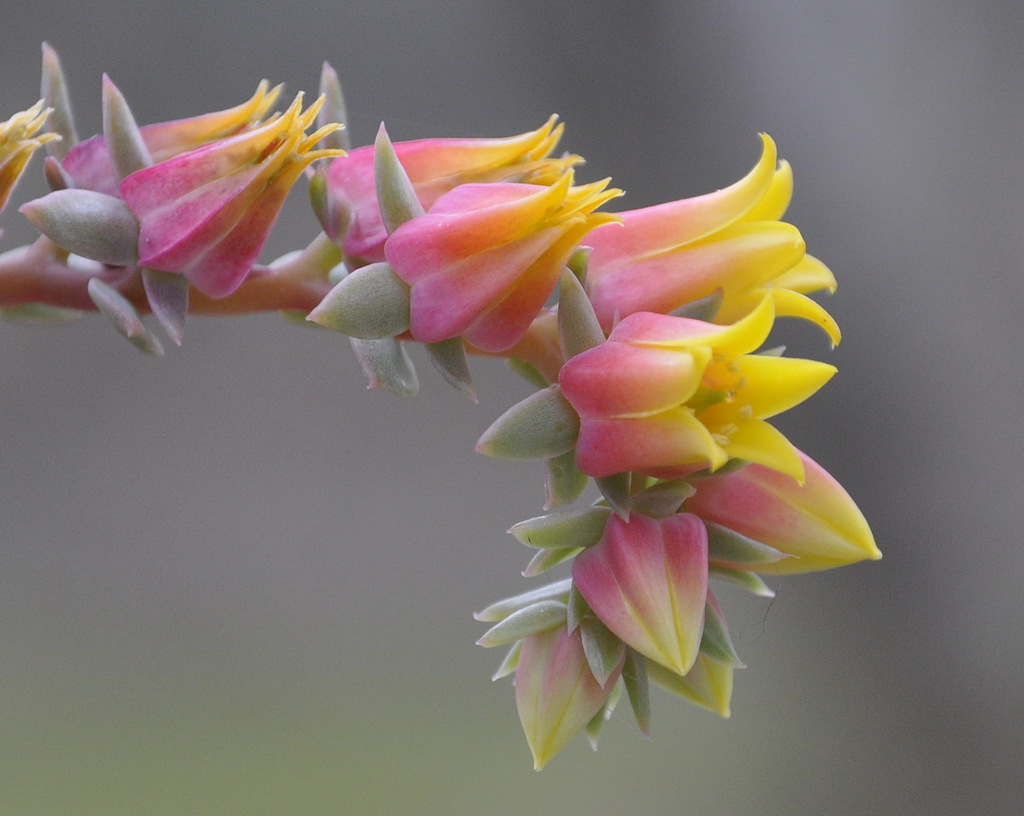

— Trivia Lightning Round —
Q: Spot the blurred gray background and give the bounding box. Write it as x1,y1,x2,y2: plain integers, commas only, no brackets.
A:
1,1,1022,814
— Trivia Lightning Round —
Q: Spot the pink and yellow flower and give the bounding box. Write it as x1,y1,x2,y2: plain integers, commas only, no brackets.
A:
383,171,620,352
119,93,342,298
686,449,881,572
326,116,579,265
62,81,281,195
0,101,59,216
572,512,709,676
558,295,836,480
583,134,840,345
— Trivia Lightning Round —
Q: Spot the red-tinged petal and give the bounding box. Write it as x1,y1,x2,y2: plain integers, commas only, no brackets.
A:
685,450,881,573
515,626,621,770
573,513,709,676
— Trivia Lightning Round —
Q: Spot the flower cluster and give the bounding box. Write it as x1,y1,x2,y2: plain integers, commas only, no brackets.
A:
0,46,879,770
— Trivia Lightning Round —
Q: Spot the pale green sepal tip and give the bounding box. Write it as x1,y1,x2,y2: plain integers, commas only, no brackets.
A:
102,75,153,181
557,267,605,361
506,358,549,389
509,505,611,550
425,337,476,402
141,267,188,346
580,616,626,687
40,43,78,158
476,385,579,460
87,278,163,356
621,649,651,736
491,641,522,681
585,682,621,751
699,600,745,668
318,62,350,151
669,288,724,322
308,261,410,338
20,189,140,266
373,124,424,233
307,165,332,232
544,449,588,509
1,303,82,324
595,472,632,519
566,582,592,633
473,577,572,623
708,565,776,597
349,336,418,396
566,245,591,285
475,600,567,648
631,478,697,518
522,546,581,577
706,521,790,566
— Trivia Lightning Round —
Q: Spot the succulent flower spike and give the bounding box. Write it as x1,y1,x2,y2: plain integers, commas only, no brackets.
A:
119,93,344,298
685,449,881,572
559,295,836,480
385,171,621,352
0,102,59,216
584,134,841,345
62,81,283,194
325,116,582,265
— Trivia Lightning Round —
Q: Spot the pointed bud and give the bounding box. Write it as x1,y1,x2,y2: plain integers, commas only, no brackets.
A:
557,267,605,360
543,449,589,509
474,578,572,623
515,626,622,769
40,43,78,158
20,189,139,265
424,337,476,401
708,565,776,597
579,615,627,687
307,261,410,338
572,513,709,676
87,278,163,356
318,62,350,151
373,123,424,233
476,385,579,460
522,547,581,577
348,336,418,396
698,590,744,667
509,506,611,550
476,600,568,648
621,649,651,736
141,267,188,345
102,75,152,181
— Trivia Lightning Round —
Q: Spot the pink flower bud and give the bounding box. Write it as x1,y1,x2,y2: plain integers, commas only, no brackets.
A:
325,116,580,264
119,94,342,298
685,449,881,572
384,172,620,352
572,513,709,676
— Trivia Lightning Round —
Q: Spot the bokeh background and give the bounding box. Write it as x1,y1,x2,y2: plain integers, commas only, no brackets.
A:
2,1,1022,813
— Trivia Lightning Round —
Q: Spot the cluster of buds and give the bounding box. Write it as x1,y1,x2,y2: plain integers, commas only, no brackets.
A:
0,45,879,770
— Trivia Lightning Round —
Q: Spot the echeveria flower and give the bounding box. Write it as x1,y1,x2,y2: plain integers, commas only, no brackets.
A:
62,81,281,194
515,625,621,770
0,101,58,216
326,116,580,265
584,134,840,345
384,171,620,352
558,296,836,479
572,512,709,676
119,93,342,298
685,449,881,572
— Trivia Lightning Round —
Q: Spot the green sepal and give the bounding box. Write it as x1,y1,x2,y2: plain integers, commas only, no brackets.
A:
585,681,622,751
522,546,581,577
476,385,579,460
509,505,611,550
425,337,476,401
506,358,549,388
1,303,82,324
708,565,776,597
40,43,78,158
557,267,605,361
318,61,351,151
566,245,591,285
544,449,588,509
669,288,723,322
20,189,140,266
580,615,626,688
87,278,163,356
622,649,651,736
631,478,696,518
307,261,410,338
373,124,424,233
491,641,522,681
475,600,567,648
44,155,73,191
349,337,418,396
706,521,790,567
699,596,745,668
473,577,572,623
141,267,188,346
595,472,632,519
102,74,152,181
566,581,588,632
